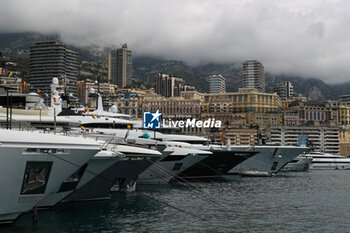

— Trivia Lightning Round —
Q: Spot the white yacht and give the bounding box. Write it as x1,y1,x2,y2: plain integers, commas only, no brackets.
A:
187,144,307,176
0,129,100,224
305,152,350,170
113,130,308,177
92,129,308,177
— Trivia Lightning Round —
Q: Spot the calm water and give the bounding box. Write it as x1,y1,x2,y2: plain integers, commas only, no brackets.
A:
2,170,350,233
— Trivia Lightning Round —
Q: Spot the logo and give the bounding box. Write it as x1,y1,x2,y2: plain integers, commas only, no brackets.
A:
143,110,162,129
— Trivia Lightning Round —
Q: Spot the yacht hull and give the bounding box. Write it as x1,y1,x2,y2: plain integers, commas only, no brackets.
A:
0,136,99,223
138,155,208,185
228,146,308,176
177,151,256,179
38,153,121,207
64,153,160,201
281,157,312,172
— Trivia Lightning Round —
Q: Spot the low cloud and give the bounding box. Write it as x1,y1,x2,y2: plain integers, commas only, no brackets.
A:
1,0,350,82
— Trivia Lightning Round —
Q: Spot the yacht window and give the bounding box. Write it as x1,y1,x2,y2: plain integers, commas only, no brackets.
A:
57,164,88,193
20,161,53,195
271,162,278,171
173,163,183,171
23,148,68,154
24,148,37,153
81,123,133,129
40,149,57,154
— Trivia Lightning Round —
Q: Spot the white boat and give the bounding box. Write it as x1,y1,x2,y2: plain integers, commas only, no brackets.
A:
0,129,100,224
281,155,313,172
305,152,350,170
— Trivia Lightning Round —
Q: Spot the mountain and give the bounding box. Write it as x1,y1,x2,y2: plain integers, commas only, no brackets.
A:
1,32,350,100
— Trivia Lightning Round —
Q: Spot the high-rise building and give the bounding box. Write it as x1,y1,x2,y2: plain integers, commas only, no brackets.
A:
272,81,293,100
154,73,195,98
242,60,265,92
108,43,132,88
209,74,226,93
29,41,78,96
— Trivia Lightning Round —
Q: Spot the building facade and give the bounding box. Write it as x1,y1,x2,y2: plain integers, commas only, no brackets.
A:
272,81,293,100
0,52,6,76
286,102,338,127
76,81,118,109
29,41,78,97
154,73,195,98
209,74,226,93
108,44,132,88
246,112,283,128
203,88,283,114
268,126,339,154
242,60,265,92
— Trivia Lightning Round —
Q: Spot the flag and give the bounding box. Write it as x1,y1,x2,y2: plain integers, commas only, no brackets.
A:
80,126,85,131
7,72,12,77
37,89,41,95
23,80,26,91
53,97,56,103
91,113,96,119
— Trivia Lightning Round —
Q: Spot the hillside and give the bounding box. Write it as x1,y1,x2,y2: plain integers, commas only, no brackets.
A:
1,32,350,100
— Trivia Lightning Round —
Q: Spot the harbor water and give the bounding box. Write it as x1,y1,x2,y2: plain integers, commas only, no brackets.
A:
3,170,350,232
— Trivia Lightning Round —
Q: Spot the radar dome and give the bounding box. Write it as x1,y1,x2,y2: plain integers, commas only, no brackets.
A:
110,105,118,113
52,77,59,85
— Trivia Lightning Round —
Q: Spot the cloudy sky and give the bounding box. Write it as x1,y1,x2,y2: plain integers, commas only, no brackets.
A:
1,0,350,82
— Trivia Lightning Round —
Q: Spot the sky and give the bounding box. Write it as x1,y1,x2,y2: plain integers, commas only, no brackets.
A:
1,0,350,83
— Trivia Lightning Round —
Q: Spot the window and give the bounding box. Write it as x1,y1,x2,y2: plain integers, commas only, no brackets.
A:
58,164,88,193
173,163,183,171
21,161,53,195
271,162,278,171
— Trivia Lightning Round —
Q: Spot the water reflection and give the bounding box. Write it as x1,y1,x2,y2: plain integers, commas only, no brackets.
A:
5,171,350,232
